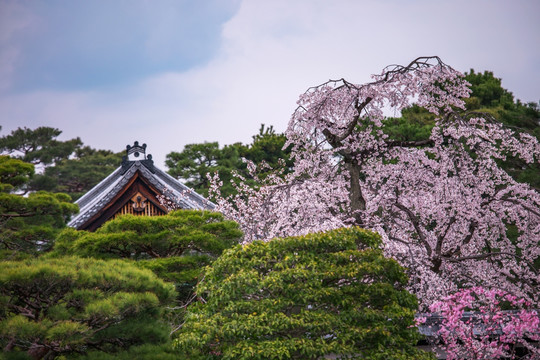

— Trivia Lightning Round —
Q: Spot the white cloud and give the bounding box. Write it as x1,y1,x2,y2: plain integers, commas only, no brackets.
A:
1,0,539,168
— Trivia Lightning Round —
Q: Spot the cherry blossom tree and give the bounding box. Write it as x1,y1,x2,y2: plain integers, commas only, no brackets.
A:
209,56,540,308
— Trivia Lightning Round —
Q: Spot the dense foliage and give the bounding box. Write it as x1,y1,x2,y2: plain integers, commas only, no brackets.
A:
30,146,123,201
0,127,81,166
52,210,242,330
0,127,123,200
166,141,243,198
0,256,175,360
0,156,78,257
175,227,434,360
73,343,180,360
53,210,241,285
166,124,291,197
0,156,34,193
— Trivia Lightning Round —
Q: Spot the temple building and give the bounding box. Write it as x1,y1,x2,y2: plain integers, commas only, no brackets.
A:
68,141,214,231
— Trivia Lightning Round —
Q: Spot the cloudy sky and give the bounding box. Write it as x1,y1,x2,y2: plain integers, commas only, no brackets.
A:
1,0,539,167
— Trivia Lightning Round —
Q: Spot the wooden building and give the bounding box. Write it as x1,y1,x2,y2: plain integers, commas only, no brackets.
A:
68,141,214,231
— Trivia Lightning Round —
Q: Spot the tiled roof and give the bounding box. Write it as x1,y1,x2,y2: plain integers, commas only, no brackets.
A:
68,159,214,229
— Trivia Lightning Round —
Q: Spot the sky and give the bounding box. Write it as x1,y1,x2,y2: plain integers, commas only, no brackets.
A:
1,0,539,168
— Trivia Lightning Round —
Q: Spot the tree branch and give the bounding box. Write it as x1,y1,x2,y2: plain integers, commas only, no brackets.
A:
394,202,432,257
462,220,478,246
443,251,538,275
500,197,540,218
385,139,434,148
335,97,373,143
436,217,456,254
1,212,36,219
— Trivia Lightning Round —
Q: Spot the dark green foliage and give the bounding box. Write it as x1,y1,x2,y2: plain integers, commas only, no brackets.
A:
241,124,293,171
72,343,181,360
0,156,33,193
0,156,78,256
0,127,82,166
0,191,78,255
166,141,243,198
29,146,123,201
52,210,242,306
175,227,434,360
0,127,124,200
0,351,32,360
383,105,436,143
166,124,291,198
0,256,175,359
465,69,515,108
464,70,539,134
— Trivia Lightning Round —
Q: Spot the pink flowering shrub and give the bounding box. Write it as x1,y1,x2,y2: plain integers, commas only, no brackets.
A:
430,287,540,359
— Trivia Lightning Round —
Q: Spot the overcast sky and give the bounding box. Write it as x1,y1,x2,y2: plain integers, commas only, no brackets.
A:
1,0,539,167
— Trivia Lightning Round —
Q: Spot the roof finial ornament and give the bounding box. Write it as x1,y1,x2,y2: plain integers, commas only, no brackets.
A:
126,141,147,161
121,141,155,173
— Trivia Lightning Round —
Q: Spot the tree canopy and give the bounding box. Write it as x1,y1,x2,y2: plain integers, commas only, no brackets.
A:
0,156,78,257
210,57,540,310
166,124,291,198
52,210,243,329
166,141,243,198
0,127,82,166
175,227,433,360
0,156,33,193
0,256,175,360
0,127,124,201
29,146,123,201
53,210,242,281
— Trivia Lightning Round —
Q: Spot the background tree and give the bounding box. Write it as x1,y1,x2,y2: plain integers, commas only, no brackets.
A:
240,124,293,171
0,156,33,193
0,256,175,360
166,142,243,198
175,227,434,360
0,127,82,166
383,70,540,188
464,69,517,110
29,146,123,201
166,124,291,198
0,127,125,200
210,57,540,308
0,156,78,257
463,70,540,189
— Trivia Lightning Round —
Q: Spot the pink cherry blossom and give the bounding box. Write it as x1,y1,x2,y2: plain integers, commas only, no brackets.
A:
209,56,540,311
